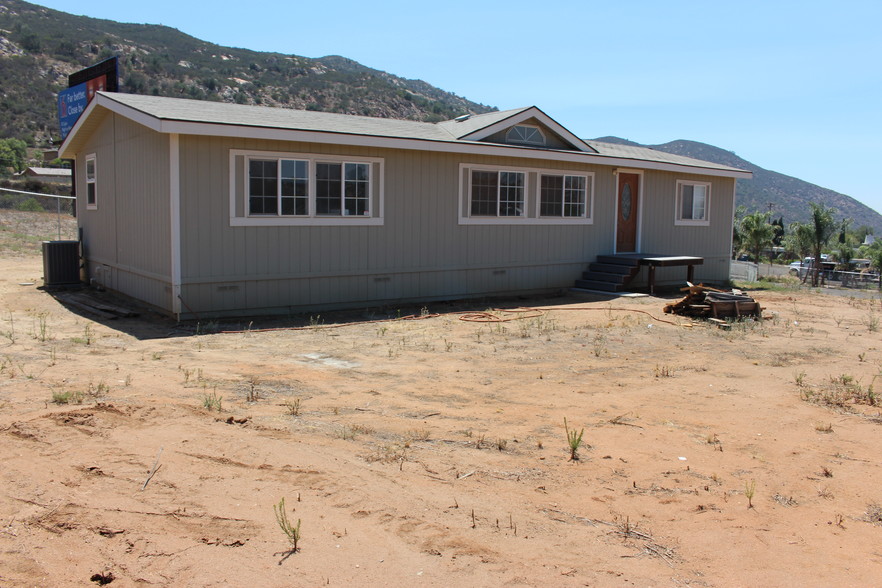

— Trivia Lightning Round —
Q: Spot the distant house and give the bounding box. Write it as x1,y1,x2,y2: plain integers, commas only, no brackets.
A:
16,166,71,185
59,92,751,319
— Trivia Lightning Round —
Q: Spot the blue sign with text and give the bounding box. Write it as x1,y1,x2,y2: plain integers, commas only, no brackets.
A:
58,83,88,140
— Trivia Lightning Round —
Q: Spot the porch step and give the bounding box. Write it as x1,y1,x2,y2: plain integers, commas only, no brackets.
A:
588,263,636,275
581,270,631,284
573,279,624,292
596,255,641,267
574,255,644,292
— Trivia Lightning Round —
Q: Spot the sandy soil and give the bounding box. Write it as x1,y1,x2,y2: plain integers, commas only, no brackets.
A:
1,211,882,587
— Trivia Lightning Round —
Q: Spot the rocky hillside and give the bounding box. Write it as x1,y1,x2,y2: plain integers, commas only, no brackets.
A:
594,137,882,233
0,0,495,144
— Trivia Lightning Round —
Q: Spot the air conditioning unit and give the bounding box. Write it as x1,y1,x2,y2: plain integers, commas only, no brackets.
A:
42,240,80,286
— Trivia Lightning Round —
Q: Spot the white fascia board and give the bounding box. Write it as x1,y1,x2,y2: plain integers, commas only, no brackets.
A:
157,119,751,179
457,107,596,153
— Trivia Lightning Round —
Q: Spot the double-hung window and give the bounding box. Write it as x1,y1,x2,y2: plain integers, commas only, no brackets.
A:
85,154,97,209
470,170,525,217
675,181,710,225
540,174,588,218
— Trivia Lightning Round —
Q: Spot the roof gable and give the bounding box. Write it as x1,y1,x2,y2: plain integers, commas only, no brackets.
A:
437,106,596,153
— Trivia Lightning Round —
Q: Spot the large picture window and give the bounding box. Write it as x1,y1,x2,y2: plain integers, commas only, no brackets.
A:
675,181,710,225
245,156,373,219
470,170,525,217
540,174,588,218
85,154,97,209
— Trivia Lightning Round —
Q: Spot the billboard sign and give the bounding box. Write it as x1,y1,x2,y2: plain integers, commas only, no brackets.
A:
58,57,118,140
58,76,107,139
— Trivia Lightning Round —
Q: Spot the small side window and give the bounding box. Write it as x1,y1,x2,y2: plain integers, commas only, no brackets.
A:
85,154,97,210
675,180,710,225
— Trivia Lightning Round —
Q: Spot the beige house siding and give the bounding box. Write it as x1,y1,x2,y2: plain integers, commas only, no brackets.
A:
76,113,173,311
177,136,614,315
64,99,745,318
630,171,735,285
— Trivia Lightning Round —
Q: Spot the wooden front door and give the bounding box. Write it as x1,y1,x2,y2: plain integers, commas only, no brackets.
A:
616,173,639,252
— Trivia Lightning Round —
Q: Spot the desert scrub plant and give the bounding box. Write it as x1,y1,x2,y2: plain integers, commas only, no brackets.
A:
32,312,50,342
201,390,223,411
863,311,880,333
245,375,261,402
495,438,508,451
592,333,607,357
336,425,357,440
653,364,676,378
51,390,84,405
406,428,431,442
284,398,302,416
806,374,878,408
744,479,756,508
273,498,301,553
564,417,585,461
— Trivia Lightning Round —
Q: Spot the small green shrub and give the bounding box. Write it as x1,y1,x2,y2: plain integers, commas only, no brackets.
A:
564,417,585,461
273,497,301,552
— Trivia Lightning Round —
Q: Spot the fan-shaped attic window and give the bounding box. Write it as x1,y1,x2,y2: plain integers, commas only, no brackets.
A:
506,125,546,146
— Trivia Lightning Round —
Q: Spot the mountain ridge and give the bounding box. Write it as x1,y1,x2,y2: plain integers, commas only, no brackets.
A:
0,0,878,232
0,0,495,143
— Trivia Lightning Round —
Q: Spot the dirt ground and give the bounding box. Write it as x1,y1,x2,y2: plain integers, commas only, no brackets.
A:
2,211,882,587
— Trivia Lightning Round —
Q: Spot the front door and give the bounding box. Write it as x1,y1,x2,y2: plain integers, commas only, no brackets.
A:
616,173,639,253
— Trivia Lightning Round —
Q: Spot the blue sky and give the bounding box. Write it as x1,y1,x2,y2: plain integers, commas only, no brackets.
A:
38,0,882,218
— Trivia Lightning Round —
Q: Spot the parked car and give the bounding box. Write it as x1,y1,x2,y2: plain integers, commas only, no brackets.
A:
789,257,834,279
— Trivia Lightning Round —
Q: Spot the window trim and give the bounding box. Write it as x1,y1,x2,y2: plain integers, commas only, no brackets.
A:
85,153,97,210
230,149,384,226
674,180,711,226
458,163,594,225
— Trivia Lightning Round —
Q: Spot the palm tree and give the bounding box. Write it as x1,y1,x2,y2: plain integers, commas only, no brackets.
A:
740,211,775,265
785,221,813,261
807,203,840,287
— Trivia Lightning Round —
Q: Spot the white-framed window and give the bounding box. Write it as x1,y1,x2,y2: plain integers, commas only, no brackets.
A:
316,162,370,216
540,173,589,218
248,158,309,216
675,180,710,226
470,170,525,217
85,154,97,210
231,150,383,226
459,163,594,225
506,125,545,146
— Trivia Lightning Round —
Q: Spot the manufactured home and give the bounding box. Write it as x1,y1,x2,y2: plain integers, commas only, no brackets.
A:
59,92,751,319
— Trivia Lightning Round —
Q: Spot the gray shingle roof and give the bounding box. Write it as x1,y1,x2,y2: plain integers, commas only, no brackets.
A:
78,93,749,176
102,92,458,141
435,107,532,139
585,141,744,173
